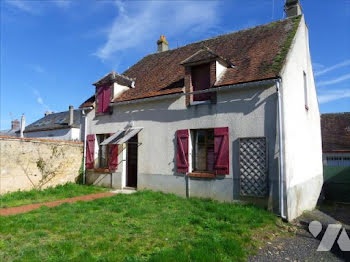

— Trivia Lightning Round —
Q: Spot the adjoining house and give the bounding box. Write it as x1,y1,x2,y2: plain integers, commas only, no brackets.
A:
321,112,350,202
0,119,20,137
23,106,83,141
80,0,323,221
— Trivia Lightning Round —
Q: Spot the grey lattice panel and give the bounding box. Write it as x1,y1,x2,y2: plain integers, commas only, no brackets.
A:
239,137,268,197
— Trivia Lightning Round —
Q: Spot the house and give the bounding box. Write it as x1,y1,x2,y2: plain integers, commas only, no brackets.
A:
321,112,350,202
80,0,323,221
23,106,83,141
0,119,20,137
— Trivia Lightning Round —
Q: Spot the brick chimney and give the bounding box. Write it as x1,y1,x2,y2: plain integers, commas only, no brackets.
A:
157,35,168,52
69,105,74,126
284,0,302,17
11,119,20,130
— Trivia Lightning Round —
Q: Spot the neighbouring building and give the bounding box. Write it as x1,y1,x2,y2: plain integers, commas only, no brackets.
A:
23,106,83,141
80,0,323,220
321,112,350,202
0,119,20,137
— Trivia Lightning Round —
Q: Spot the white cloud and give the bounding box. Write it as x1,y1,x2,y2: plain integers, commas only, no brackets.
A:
317,73,350,87
318,89,350,104
52,0,71,8
29,64,45,73
5,0,71,14
5,0,38,14
315,59,350,77
95,0,220,61
33,89,51,111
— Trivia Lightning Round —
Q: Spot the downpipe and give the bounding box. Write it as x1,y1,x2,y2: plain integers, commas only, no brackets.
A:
276,80,287,220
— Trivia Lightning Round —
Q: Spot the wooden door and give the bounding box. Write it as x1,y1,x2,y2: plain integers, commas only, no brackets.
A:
127,135,138,188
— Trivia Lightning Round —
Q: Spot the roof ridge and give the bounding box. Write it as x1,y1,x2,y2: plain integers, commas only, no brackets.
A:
129,16,298,63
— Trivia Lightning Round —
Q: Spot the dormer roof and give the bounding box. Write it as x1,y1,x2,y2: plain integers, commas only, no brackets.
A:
180,47,233,67
93,71,135,87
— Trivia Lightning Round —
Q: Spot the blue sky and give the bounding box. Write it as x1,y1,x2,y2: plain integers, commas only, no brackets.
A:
1,0,349,129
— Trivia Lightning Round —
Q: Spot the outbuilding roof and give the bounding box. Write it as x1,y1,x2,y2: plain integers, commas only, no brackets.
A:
24,110,81,133
321,112,350,152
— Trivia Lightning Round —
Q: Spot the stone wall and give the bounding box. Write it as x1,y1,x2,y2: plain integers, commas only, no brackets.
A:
0,136,83,194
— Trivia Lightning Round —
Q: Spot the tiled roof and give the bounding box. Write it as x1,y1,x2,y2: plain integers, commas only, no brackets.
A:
80,95,95,109
321,112,350,152
24,110,81,133
83,15,301,105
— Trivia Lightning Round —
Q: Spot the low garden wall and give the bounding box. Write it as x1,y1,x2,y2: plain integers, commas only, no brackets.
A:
0,136,83,194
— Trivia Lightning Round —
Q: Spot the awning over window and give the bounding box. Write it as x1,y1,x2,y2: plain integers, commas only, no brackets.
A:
100,128,142,145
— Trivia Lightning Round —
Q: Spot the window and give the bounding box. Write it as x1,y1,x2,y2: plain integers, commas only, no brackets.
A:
192,63,211,101
303,71,309,110
96,134,110,168
192,129,214,172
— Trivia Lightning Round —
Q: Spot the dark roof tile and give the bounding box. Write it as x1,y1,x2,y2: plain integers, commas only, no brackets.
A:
321,112,350,151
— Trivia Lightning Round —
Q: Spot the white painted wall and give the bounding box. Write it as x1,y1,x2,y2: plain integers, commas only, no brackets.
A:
86,83,280,208
24,127,81,141
216,60,227,82
113,82,130,98
280,15,323,220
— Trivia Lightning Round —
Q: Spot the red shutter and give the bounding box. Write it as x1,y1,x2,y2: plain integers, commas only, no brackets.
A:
102,86,111,113
176,129,189,173
109,144,119,171
214,127,229,175
96,86,104,114
96,86,111,114
85,134,95,169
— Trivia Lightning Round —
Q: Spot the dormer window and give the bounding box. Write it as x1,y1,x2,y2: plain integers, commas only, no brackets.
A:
181,47,232,106
93,71,135,115
191,63,211,101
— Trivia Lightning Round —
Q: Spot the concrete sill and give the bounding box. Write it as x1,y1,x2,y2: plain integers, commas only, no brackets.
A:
189,172,215,178
190,100,211,106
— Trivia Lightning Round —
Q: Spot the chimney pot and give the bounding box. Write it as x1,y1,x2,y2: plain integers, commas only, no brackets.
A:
20,114,25,138
157,35,168,52
284,0,302,17
69,105,74,126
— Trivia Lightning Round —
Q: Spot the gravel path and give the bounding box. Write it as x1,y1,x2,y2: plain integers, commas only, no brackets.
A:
249,227,346,262
249,208,350,262
0,192,115,216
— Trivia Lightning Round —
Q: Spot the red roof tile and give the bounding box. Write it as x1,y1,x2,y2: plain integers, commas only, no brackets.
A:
82,16,301,105
321,113,350,152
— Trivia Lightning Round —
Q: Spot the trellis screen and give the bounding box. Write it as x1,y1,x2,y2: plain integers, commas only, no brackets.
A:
239,137,268,197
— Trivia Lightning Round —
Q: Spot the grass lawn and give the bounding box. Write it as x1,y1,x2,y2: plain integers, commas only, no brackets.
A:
0,190,285,261
0,183,108,208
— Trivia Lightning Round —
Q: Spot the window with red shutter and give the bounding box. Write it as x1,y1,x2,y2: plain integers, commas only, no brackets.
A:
176,129,189,173
214,127,229,175
85,134,95,169
109,144,119,171
96,85,111,114
191,63,211,101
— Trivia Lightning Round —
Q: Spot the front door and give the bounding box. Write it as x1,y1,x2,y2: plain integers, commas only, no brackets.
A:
126,135,138,188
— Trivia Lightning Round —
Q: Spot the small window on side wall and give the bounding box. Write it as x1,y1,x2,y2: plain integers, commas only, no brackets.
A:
303,71,309,110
